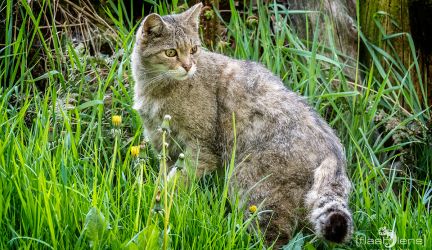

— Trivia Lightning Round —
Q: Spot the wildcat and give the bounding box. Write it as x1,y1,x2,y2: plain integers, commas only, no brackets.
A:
131,3,353,247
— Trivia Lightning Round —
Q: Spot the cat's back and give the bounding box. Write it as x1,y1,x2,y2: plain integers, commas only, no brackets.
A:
198,50,283,88
200,50,309,122
199,50,344,167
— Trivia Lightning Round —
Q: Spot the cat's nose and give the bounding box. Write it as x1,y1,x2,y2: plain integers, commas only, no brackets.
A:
182,63,192,72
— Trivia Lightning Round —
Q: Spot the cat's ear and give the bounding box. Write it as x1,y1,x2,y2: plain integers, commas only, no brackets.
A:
183,3,203,31
141,13,166,37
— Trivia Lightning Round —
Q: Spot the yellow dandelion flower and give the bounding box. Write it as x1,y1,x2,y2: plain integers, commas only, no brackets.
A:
112,115,122,127
131,146,140,157
249,205,257,213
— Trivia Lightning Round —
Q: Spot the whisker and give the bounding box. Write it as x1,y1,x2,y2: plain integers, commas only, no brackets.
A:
145,74,166,85
143,73,170,92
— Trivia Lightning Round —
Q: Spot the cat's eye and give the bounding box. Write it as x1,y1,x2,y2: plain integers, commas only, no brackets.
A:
191,46,198,54
165,49,177,57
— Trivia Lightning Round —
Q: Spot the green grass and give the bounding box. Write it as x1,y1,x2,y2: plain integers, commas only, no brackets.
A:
1,0,431,249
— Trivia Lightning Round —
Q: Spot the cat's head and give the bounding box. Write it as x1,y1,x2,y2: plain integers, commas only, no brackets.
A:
135,3,203,81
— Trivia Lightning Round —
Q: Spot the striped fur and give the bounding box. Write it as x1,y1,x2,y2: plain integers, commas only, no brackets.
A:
305,157,353,242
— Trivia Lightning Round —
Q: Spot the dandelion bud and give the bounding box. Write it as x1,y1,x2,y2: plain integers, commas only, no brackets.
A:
204,9,214,20
155,191,161,202
152,191,163,213
217,41,230,51
249,205,257,213
112,115,122,127
160,114,172,133
131,146,140,157
246,16,258,28
144,137,150,143
174,153,186,170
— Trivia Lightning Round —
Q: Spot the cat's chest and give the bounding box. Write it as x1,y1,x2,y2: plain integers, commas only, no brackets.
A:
140,81,217,141
140,97,167,133
140,84,194,129
142,97,162,121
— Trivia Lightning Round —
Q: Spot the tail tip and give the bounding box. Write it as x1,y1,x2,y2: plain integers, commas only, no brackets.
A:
322,212,350,243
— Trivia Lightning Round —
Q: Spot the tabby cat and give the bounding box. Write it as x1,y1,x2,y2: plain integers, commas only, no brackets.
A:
131,3,353,247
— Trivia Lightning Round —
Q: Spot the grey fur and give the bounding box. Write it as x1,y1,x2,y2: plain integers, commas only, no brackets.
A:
131,3,353,247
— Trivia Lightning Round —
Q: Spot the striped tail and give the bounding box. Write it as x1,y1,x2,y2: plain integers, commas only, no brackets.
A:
305,157,353,243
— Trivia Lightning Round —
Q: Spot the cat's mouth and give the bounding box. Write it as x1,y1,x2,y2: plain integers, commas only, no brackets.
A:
175,74,190,81
173,65,196,81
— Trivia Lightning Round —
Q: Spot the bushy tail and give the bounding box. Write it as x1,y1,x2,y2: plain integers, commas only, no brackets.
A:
305,157,353,243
